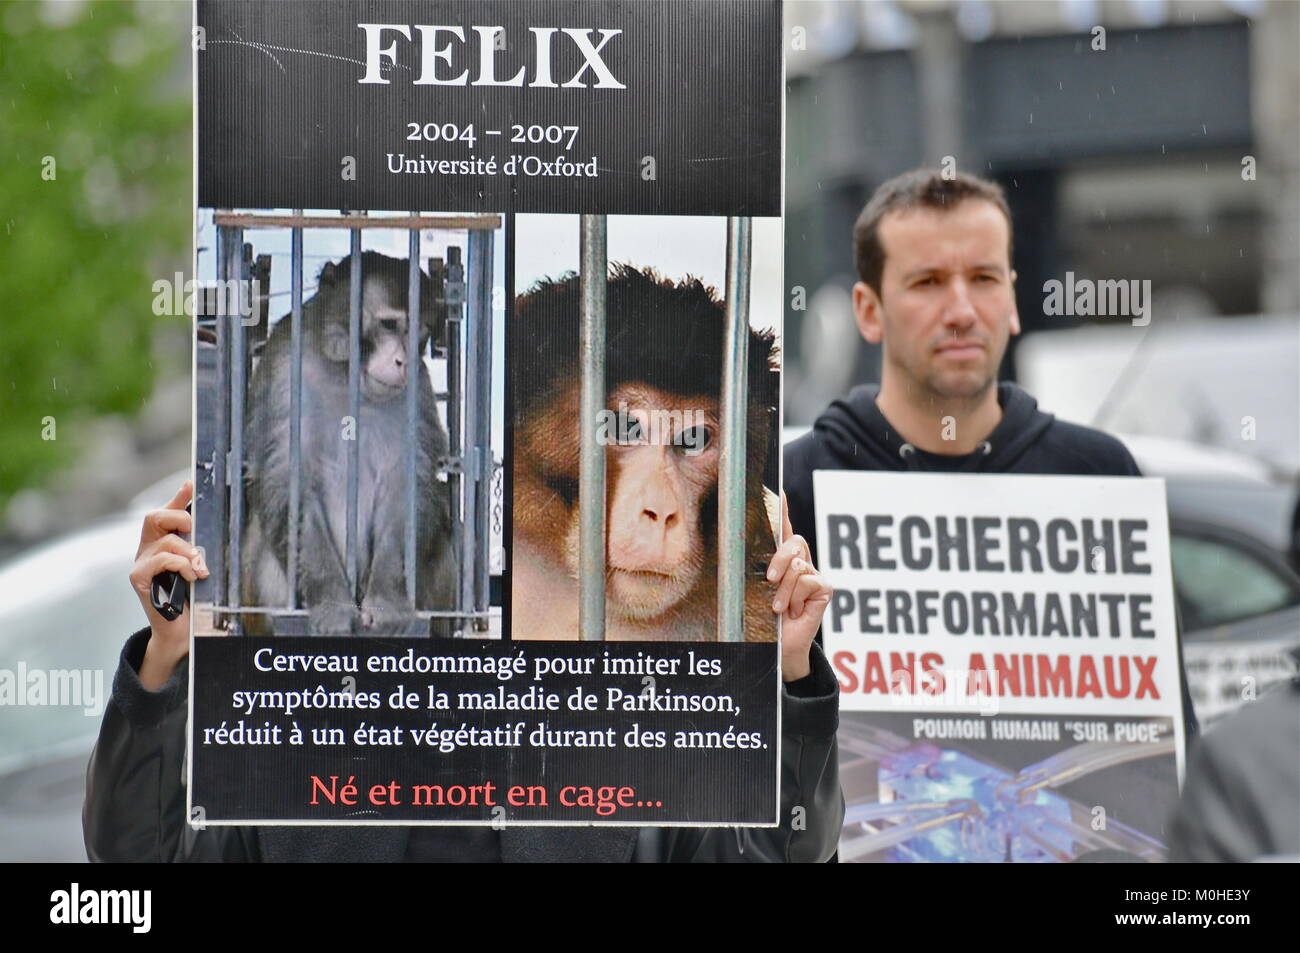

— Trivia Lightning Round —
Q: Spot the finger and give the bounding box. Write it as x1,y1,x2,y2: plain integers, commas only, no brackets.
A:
140,506,194,547
786,569,831,620
780,489,793,542
767,529,812,582
132,551,200,588
166,480,194,510
766,534,797,582
140,481,194,546
148,534,202,563
771,555,808,615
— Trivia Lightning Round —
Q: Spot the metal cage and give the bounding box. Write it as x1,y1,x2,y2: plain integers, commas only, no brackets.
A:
573,215,755,642
200,210,500,637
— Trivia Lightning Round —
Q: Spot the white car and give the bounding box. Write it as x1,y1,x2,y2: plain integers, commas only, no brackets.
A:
0,475,185,861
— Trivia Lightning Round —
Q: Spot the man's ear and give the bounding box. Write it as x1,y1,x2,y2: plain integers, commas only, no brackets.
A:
853,281,885,344
1008,269,1021,336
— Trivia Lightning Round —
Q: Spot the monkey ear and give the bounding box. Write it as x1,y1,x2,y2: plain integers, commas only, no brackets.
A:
319,261,337,285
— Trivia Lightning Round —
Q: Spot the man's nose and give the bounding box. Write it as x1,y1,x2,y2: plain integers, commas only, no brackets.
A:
942,278,979,328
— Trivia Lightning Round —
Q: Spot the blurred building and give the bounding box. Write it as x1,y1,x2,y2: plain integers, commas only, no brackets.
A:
784,0,1300,430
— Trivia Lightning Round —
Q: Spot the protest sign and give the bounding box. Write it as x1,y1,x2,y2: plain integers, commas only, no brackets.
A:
188,0,783,825
815,471,1185,861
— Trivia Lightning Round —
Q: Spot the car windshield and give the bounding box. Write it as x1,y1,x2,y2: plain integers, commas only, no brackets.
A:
1171,533,1299,630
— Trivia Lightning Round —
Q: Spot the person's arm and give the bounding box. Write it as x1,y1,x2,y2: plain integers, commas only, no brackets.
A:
83,628,258,862
737,641,843,862
1167,684,1300,862
83,480,257,862
761,494,844,860
635,493,844,862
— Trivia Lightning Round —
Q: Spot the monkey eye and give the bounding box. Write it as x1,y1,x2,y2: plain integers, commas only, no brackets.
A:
616,414,645,444
674,426,712,455
379,318,401,333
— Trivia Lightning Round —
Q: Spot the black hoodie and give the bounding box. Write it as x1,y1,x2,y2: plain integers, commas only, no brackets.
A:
785,381,1140,564
784,380,1199,740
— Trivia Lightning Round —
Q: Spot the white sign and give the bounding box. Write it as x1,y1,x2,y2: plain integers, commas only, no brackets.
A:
814,472,1185,772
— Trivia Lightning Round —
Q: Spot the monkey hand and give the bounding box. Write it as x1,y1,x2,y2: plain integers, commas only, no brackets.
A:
130,480,207,691
309,600,361,637
767,490,832,682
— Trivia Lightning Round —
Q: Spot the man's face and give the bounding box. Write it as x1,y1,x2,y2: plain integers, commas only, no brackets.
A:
854,199,1019,401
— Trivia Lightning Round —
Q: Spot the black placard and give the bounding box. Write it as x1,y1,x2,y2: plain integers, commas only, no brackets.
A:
192,638,778,823
197,0,782,214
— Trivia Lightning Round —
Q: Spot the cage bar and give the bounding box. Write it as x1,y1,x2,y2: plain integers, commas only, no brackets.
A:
468,229,495,630
445,247,467,634
210,222,231,623
225,228,249,636
578,215,608,642
718,217,752,643
346,226,362,604
287,216,304,608
405,226,422,612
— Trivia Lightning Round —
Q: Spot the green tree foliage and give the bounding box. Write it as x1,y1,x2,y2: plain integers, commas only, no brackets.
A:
0,1,190,506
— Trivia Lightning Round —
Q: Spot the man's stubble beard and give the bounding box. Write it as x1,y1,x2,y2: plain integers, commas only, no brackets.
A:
886,344,1000,412
925,364,997,403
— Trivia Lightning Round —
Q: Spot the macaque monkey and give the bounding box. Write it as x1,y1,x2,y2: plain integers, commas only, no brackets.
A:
511,264,780,641
240,251,456,636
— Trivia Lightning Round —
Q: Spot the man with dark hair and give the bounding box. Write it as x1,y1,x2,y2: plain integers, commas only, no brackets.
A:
784,166,1199,740
852,168,1014,299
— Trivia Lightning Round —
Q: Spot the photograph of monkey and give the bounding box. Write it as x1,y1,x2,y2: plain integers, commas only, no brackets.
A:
193,241,463,638
510,217,784,642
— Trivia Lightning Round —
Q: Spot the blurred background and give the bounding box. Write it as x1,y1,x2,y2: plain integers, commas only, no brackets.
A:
784,0,1298,462
782,0,1300,863
0,0,1296,861
0,0,191,861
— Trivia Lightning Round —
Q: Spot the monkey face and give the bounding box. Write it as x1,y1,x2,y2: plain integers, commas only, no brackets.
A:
511,265,780,639
360,282,433,400
560,383,721,622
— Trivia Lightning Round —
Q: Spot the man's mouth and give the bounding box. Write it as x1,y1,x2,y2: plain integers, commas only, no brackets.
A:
936,341,984,359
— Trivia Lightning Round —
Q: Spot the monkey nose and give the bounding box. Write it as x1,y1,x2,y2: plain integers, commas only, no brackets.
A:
641,506,679,531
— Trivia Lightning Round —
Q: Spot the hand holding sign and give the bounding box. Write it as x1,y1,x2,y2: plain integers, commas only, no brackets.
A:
769,491,832,681
130,480,208,691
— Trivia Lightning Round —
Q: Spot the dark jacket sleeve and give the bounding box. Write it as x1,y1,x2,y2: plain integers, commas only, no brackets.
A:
633,640,844,862
1167,680,1300,862
83,628,259,862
